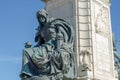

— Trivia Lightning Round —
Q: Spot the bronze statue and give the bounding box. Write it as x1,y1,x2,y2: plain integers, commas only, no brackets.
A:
20,9,76,80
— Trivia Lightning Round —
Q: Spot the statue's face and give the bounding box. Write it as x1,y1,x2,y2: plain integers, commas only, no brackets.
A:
39,15,46,23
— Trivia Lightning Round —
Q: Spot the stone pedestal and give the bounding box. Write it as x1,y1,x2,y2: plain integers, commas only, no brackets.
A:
41,0,118,80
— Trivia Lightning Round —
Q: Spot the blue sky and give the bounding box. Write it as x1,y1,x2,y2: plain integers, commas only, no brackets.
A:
111,0,120,53
0,0,119,80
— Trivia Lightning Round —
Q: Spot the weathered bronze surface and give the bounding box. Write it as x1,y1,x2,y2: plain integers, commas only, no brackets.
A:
20,9,76,80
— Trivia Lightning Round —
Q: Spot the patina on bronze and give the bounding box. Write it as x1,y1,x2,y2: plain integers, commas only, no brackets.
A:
20,9,76,80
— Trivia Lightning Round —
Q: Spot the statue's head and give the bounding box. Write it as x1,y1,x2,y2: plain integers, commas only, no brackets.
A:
36,9,48,25
24,41,32,48
35,9,48,44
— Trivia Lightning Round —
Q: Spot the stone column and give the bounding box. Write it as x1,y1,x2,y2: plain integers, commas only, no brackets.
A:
41,0,118,80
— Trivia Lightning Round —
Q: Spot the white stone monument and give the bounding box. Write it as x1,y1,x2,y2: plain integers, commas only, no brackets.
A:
41,0,118,80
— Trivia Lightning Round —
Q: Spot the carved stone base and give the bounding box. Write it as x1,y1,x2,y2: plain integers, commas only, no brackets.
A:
23,76,77,80
29,76,49,80
77,77,100,80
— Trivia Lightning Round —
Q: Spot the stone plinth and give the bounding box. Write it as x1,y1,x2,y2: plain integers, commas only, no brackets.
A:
41,0,118,80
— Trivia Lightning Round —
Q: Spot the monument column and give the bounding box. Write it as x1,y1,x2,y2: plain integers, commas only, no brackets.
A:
41,0,118,80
